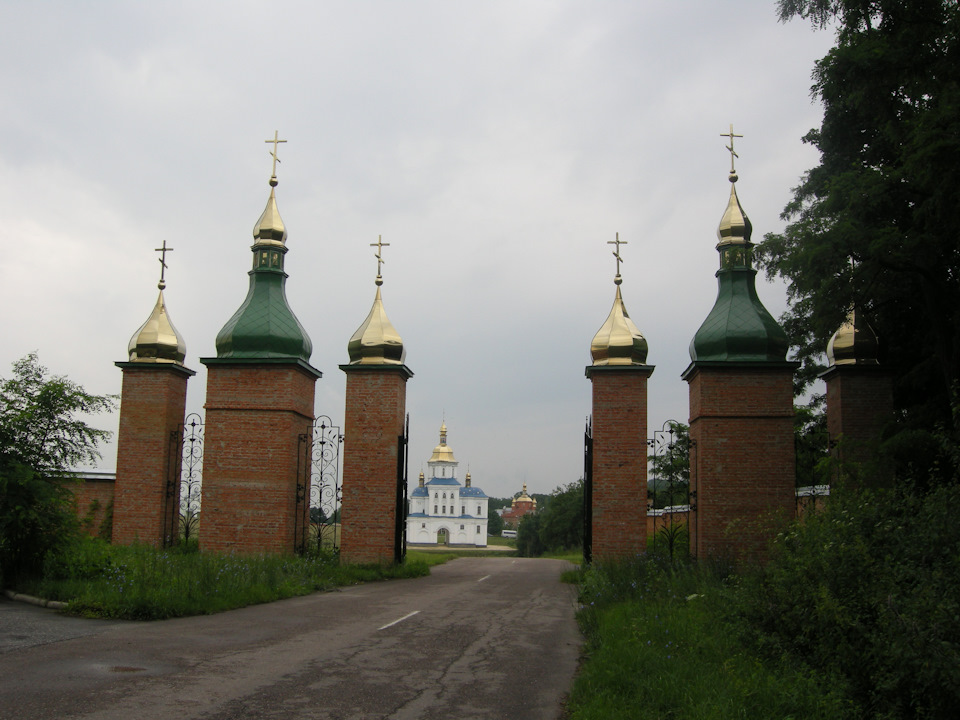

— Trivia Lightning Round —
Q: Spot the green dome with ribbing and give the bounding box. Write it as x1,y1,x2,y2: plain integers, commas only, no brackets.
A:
214,182,313,361
689,171,789,364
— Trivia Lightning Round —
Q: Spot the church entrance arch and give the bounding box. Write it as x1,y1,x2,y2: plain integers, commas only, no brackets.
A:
436,527,448,545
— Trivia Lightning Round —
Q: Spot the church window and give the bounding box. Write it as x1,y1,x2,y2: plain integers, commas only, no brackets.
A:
421,523,426,528
477,505,481,515
434,493,438,499
460,525,464,530
476,525,481,533
434,505,438,514
442,505,446,514
443,493,446,499
461,505,465,515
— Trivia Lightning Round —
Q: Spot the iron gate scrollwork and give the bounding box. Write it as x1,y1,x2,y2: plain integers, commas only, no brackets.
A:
296,416,343,555
165,413,203,547
647,420,695,561
394,414,410,564
583,416,593,565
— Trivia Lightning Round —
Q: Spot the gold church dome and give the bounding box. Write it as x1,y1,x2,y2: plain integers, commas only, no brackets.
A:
827,308,879,366
128,241,186,364
590,235,648,366
429,421,457,463
347,236,405,365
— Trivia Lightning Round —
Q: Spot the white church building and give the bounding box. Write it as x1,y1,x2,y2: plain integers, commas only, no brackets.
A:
407,423,488,546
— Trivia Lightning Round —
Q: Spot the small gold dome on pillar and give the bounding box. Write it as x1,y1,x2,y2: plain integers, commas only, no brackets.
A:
347,236,406,365
128,289,187,364
590,278,649,366
827,309,879,366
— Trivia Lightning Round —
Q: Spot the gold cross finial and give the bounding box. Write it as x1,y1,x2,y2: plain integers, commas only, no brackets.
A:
370,234,391,285
154,240,173,290
265,130,287,182
721,124,743,174
607,232,626,283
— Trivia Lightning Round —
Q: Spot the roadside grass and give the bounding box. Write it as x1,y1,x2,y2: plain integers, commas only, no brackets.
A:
18,538,429,620
569,554,852,720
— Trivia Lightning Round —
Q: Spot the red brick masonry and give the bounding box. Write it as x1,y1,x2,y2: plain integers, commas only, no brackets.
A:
339,364,412,565
686,364,796,563
112,363,194,547
586,364,654,559
199,360,318,555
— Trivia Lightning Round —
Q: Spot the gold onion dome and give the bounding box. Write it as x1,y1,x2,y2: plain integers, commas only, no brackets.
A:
827,308,879,366
128,282,187,364
347,237,405,365
252,182,287,247
716,170,752,247
429,422,457,463
346,282,405,364
590,277,649,366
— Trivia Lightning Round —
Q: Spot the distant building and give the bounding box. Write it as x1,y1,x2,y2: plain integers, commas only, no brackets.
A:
501,484,537,528
407,423,488,546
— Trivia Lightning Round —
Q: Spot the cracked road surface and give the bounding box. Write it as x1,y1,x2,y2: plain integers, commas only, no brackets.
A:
0,557,581,720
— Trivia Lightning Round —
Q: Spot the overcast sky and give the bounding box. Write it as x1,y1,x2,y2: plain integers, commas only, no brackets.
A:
0,1,834,499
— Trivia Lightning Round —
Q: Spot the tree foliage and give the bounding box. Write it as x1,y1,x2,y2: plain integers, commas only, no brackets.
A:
516,480,584,557
758,1,960,452
0,353,115,582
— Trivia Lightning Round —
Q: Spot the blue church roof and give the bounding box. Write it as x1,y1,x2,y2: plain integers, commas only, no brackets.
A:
426,477,461,486
460,487,487,498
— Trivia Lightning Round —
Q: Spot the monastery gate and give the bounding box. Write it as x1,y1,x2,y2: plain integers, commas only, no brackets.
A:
107,132,893,565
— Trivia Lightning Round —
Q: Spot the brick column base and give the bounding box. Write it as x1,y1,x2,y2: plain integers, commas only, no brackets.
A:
586,364,654,559
112,362,195,547
821,365,894,489
339,364,412,565
199,359,319,555
685,363,796,563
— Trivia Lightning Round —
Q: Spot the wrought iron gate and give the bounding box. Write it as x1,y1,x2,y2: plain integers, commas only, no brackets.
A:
583,416,593,565
295,416,343,555
394,414,410,564
647,420,695,561
166,413,204,547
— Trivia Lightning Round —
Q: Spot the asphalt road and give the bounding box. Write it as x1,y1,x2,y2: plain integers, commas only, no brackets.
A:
0,557,581,720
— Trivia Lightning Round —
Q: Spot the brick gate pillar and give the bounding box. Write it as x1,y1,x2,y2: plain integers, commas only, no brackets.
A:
199,161,320,555
113,249,194,547
113,363,194,546
821,309,893,489
586,365,654,558
199,360,318,554
338,245,412,565
339,365,412,564
586,240,654,560
683,365,796,561
684,150,798,563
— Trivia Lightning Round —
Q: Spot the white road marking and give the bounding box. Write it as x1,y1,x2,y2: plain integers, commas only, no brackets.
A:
477,575,491,583
378,611,420,631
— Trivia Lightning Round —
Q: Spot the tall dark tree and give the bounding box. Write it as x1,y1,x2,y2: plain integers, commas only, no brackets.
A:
0,354,115,581
758,1,960,456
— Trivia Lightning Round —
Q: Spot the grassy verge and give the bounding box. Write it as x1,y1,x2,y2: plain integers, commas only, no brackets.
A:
18,538,429,620
569,555,851,720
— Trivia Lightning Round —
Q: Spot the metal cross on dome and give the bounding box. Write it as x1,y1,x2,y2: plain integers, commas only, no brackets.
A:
371,234,390,282
607,232,627,278
721,123,743,174
154,239,173,289
265,130,287,179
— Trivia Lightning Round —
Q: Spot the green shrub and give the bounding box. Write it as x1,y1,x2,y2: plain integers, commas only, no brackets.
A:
571,554,850,719
737,483,960,720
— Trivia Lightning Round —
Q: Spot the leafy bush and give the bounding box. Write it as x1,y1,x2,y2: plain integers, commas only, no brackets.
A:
737,483,960,720
571,554,849,719
0,354,114,583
